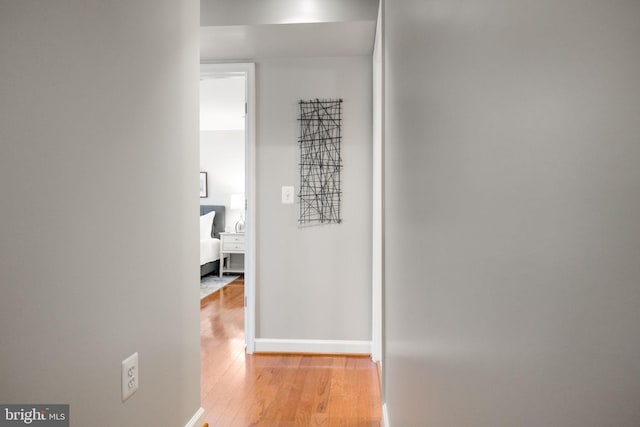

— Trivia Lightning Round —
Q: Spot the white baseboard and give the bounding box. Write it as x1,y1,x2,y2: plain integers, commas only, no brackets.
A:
185,407,204,427
254,338,371,355
382,403,390,427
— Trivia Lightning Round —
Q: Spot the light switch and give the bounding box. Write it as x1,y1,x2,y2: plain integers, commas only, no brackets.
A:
282,186,294,204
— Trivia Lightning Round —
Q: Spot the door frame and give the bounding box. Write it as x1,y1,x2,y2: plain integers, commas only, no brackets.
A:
200,62,256,353
372,1,383,365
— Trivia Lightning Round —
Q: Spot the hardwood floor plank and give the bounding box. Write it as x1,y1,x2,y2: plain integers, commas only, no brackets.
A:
199,278,382,426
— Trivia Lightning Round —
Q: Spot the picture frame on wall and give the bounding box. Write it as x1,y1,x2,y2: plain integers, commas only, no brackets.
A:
200,172,208,198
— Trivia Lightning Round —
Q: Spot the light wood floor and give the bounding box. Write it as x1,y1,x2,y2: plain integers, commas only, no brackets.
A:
200,277,382,426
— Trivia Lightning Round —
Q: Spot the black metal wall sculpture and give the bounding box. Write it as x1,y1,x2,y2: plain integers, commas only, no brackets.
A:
298,98,343,224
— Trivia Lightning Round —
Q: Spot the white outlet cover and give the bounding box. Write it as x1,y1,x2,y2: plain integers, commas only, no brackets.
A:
121,352,139,402
282,186,294,204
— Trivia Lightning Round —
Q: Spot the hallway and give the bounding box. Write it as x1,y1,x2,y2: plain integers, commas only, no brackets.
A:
200,278,382,426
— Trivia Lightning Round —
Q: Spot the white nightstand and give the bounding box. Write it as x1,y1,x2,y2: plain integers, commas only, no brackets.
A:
219,232,245,277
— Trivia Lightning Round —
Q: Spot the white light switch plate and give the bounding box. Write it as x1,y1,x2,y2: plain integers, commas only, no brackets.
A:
121,352,139,401
282,186,294,204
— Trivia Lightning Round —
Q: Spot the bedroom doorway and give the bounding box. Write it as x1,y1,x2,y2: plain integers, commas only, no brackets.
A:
200,63,256,353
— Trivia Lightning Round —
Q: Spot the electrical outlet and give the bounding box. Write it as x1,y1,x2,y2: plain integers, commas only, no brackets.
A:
121,352,138,401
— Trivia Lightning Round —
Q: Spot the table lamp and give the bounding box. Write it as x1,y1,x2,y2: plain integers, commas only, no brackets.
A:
230,193,245,233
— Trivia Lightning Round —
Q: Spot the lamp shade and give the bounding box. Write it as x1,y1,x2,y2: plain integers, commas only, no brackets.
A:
230,193,245,210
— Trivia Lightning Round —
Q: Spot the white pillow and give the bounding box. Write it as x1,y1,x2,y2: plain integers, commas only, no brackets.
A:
199,211,216,240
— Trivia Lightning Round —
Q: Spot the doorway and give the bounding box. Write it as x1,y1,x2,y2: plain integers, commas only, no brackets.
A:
200,63,256,352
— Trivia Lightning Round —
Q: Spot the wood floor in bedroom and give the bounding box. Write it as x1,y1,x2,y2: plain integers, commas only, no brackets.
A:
200,277,383,426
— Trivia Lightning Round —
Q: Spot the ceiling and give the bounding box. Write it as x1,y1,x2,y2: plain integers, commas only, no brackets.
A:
201,0,379,26
201,21,376,61
199,0,378,125
200,0,379,61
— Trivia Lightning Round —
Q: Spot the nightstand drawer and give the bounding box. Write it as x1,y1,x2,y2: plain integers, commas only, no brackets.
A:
223,235,244,243
218,232,245,277
222,242,244,252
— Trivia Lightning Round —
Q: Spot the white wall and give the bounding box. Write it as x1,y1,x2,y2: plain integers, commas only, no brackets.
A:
255,56,373,345
0,1,201,426
200,76,245,130
200,130,245,229
384,0,640,426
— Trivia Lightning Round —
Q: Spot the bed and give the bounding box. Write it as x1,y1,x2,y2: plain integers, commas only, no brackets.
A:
200,205,226,277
